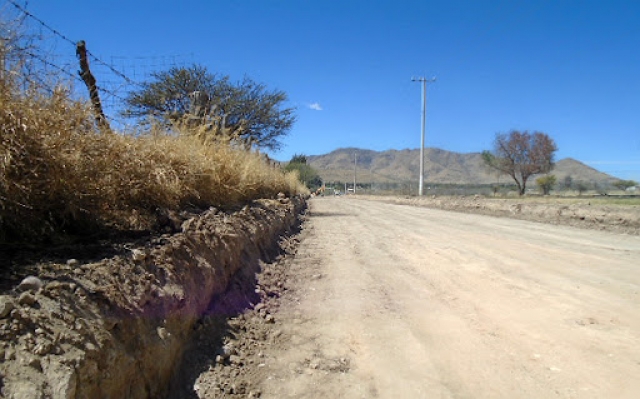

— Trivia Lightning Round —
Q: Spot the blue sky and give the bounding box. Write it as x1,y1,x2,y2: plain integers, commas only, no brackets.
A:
5,0,640,180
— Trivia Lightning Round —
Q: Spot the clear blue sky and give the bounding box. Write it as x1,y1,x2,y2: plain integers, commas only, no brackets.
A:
5,0,640,180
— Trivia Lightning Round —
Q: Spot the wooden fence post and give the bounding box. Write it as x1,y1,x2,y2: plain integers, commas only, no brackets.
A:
76,40,111,132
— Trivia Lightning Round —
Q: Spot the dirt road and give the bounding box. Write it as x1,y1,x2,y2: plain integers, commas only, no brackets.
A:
241,197,640,399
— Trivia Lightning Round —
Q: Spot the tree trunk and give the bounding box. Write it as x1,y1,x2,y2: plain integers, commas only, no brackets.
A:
509,173,525,196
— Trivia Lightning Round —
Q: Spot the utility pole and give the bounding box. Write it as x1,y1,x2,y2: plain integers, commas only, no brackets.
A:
0,37,5,81
411,76,436,196
353,152,357,195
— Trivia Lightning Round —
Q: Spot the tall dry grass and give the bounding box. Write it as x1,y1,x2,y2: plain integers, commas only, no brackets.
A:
0,79,306,243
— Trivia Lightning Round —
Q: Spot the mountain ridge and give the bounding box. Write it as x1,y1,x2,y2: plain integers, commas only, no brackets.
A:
306,147,619,186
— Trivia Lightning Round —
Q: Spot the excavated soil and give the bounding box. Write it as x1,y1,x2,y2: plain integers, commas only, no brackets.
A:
0,196,305,399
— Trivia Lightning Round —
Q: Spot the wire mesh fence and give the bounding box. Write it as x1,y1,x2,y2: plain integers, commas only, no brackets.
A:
0,0,193,131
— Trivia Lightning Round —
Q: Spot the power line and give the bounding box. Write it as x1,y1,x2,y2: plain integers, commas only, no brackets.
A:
7,0,138,86
16,46,82,83
4,0,198,127
6,0,76,47
12,47,128,102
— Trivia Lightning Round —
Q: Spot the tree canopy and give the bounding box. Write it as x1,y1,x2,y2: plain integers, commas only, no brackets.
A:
536,174,557,195
612,180,638,191
122,64,296,151
482,130,558,195
284,154,322,189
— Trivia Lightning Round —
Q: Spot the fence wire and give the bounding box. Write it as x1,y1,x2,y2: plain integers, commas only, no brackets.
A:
1,0,193,130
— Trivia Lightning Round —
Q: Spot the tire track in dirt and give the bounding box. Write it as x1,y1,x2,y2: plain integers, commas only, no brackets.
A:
194,197,640,398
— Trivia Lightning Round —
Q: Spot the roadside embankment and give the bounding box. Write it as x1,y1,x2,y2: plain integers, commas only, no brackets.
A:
359,195,640,235
0,196,306,399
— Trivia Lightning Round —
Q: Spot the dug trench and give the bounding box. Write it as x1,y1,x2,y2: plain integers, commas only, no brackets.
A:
0,195,306,399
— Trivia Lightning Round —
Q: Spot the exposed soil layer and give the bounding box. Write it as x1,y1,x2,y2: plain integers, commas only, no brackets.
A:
0,196,305,399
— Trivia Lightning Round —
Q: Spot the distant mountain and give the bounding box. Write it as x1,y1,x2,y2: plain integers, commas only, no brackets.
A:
307,148,620,186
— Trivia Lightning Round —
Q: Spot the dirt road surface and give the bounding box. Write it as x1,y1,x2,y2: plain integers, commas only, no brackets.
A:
243,197,640,399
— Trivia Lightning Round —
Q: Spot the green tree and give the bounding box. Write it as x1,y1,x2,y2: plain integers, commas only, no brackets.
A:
482,130,558,195
612,180,638,191
289,154,308,164
284,154,322,189
536,174,557,195
122,64,296,151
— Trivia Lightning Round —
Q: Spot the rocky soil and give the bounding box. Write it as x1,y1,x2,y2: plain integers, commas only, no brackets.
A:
168,234,303,399
0,195,305,399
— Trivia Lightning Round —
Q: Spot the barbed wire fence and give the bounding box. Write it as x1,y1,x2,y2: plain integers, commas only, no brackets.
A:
1,0,193,130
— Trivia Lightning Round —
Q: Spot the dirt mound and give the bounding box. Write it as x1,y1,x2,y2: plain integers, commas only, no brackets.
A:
367,195,640,235
0,196,306,399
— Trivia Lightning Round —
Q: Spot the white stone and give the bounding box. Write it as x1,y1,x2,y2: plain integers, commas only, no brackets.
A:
18,276,44,292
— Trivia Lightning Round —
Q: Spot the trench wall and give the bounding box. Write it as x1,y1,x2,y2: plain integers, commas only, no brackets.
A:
0,197,305,399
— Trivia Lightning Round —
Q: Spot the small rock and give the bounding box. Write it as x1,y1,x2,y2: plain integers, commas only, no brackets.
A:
157,327,170,340
24,332,36,347
25,356,42,370
18,292,37,306
33,342,53,356
18,276,44,292
265,314,275,324
222,344,236,357
131,249,146,262
44,281,68,294
5,347,16,360
66,259,79,267
0,295,15,318
229,355,242,365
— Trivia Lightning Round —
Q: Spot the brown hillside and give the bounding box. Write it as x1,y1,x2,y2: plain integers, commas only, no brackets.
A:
308,148,620,186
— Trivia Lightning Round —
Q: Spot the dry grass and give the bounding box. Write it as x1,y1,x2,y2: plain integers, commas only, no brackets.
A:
0,80,307,243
